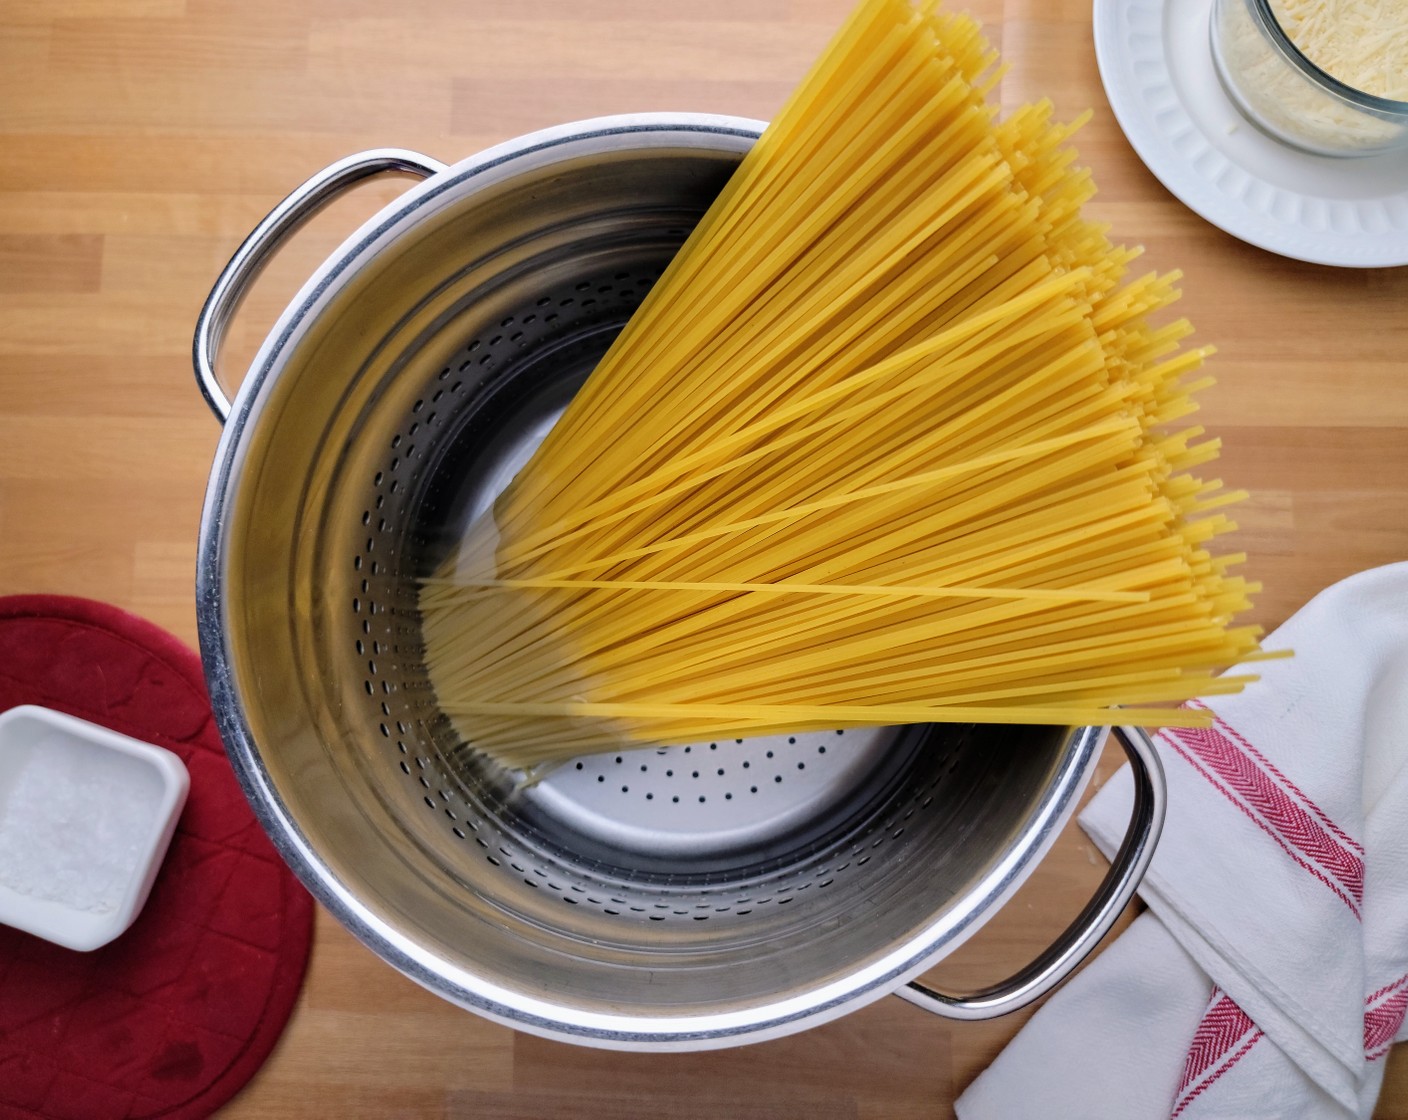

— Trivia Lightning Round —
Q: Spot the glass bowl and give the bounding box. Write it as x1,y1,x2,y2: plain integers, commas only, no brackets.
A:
1211,0,1408,157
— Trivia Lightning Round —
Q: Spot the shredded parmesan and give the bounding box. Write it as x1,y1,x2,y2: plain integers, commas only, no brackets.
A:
1270,0,1408,100
1215,0,1408,152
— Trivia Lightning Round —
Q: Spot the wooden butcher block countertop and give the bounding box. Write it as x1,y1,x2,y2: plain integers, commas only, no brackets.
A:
1,0,1405,1114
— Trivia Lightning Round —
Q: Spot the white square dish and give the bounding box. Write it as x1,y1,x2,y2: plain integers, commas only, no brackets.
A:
0,705,189,951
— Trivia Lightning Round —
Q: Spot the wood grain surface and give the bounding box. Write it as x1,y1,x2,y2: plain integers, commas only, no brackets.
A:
1,0,1406,1115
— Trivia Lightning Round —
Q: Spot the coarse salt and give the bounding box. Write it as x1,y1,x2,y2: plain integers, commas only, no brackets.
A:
0,733,163,914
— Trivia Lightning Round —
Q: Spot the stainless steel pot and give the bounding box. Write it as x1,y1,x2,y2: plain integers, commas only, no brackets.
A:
193,114,1166,1050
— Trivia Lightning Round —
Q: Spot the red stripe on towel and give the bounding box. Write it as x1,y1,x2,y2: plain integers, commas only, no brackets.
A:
1190,700,1364,857
1161,722,1364,917
1365,980,1408,1060
1171,988,1263,1118
1160,733,1362,919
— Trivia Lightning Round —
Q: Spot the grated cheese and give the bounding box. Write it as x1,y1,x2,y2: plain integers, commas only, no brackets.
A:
1270,0,1408,100
1215,0,1408,152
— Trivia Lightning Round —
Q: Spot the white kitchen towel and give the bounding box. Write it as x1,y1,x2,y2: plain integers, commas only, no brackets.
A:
957,562,1408,1119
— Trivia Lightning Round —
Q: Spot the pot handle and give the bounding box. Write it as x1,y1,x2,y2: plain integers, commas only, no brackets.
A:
193,148,450,424
899,724,1165,1020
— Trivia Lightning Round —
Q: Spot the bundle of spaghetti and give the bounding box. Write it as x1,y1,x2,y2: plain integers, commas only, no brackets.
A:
420,0,1269,771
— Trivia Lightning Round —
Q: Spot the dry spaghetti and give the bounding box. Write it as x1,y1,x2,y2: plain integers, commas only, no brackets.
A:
420,0,1266,771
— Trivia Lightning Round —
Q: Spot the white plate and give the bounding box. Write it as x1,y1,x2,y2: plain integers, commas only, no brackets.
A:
1092,0,1408,268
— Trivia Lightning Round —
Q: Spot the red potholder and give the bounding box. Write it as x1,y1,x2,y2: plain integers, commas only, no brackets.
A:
0,596,314,1120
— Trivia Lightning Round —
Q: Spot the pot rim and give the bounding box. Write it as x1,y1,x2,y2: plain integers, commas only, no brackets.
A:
194,113,1106,1049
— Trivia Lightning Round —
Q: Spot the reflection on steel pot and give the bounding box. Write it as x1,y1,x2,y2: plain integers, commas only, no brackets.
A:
193,114,1166,1051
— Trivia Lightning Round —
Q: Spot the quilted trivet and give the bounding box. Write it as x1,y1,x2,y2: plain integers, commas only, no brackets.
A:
0,596,314,1120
